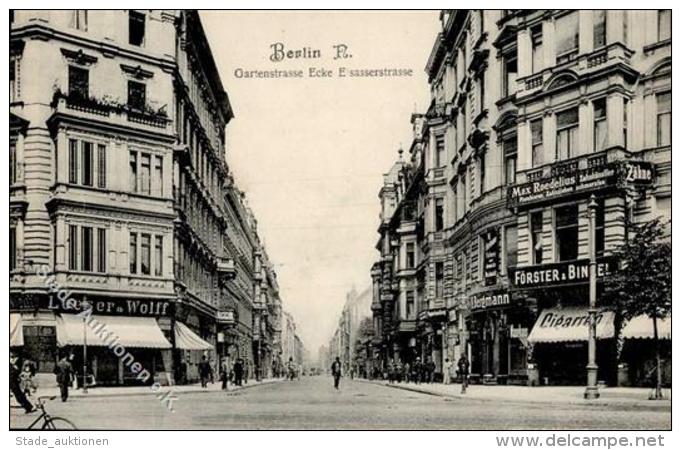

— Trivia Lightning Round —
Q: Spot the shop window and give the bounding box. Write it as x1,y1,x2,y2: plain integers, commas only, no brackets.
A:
554,204,579,261
531,119,543,167
70,10,88,31
658,10,671,42
531,25,543,73
556,108,578,160
406,242,415,269
127,80,146,111
593,98,607,152
129,11,146,47
530,211,543,264
593,10,606,49
23,326,57,373
503,137,517,185
435,262,444,299
68,65,89,99
504,225,518,269
657,92,671,146
435,198,444,231
556,12,579,63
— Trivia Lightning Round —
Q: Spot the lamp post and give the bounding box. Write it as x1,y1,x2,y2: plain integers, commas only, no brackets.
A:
82,297,89,394
584,195,600,399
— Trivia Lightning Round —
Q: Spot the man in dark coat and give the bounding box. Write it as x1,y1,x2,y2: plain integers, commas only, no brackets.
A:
457,354,470,394
54,353,74,402
198,355,212,388
233,358,244,386
331,357,342,390
10,353,34,413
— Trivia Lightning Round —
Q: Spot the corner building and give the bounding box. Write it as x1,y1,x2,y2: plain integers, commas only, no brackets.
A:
371,10,670,387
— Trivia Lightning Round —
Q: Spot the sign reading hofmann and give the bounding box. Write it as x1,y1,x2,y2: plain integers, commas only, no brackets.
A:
509,257,616,289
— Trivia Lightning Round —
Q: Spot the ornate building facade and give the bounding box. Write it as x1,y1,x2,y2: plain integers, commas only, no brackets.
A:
9,9,286,386
371,10,670,386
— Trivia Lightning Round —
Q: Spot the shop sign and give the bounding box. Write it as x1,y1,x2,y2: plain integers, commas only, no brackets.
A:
619,160,654,186
482,229,500,286
508,257,616,289
44,296,173,317
465,290,511,312
510,327,528,339
216,310,235,324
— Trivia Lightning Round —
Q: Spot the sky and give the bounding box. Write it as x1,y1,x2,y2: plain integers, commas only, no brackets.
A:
201,11,440,356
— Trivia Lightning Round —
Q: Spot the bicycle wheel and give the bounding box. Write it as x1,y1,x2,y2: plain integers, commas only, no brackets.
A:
42,417,77,430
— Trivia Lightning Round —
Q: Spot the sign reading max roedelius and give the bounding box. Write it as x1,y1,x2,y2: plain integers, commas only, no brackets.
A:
509,257,616,289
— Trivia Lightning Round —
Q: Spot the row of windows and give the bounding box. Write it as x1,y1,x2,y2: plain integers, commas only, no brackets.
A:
129,232,163,276
64,140,164,197
67,225,107,273
64,10,146,47
68,65,148,112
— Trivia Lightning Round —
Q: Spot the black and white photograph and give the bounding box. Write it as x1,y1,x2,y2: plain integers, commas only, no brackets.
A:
6,5,673,440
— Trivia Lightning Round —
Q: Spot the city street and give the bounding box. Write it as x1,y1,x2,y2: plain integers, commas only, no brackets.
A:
10,376,670,430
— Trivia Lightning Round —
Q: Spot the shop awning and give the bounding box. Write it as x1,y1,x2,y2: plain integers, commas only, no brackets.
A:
56,314,172,349
10,313,23,347
528,308,615,343
622,315,671,340
174,321,213,351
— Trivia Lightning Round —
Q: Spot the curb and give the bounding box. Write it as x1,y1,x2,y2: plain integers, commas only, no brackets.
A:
356,379,671,410
36,379,283,401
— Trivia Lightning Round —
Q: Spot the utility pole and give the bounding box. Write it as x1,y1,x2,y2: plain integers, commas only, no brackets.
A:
82,297,89,394
584,195,600,399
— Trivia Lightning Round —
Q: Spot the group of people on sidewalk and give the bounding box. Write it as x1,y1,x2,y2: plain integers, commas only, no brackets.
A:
195,355,249,390
10,351,76,414
374,354,470,393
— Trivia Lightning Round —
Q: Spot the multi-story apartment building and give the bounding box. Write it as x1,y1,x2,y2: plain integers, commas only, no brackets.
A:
328,287,372,373
9,9,285,386
371,10,670,387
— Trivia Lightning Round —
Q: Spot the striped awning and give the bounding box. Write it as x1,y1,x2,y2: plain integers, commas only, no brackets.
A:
174,321,213,351
528,307,615,343
622,315,671,340
56,314,172,349
10,313,23,347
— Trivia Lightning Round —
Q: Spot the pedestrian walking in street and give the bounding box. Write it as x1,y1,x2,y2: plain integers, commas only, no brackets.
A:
233,358,244,386
457,354,470,394
220,356,230,390
54,353,74,402
403,361,411,383
10,352,35,413
331,357,342,390
20,363,38,398
198,355,212,388
426,357,436,383
443,358,453,385
412,357,422,384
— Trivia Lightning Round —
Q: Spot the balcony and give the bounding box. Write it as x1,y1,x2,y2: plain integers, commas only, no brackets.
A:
216,308,236,325
217,257,237,284
516,43,636,100
50,91,173,139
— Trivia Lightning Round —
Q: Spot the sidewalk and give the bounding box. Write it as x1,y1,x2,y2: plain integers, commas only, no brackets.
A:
12,377,284,405
357,379,671,410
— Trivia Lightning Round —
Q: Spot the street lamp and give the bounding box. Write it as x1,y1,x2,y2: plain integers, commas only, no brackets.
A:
584,195,600,399
82,297,89,394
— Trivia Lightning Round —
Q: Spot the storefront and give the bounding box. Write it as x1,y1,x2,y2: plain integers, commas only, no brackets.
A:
528,307,616,386
619,315,671,387
463,289,533,385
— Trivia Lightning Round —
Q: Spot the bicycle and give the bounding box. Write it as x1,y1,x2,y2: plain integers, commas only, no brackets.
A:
26,396,77,430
